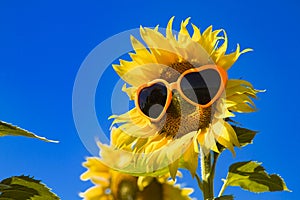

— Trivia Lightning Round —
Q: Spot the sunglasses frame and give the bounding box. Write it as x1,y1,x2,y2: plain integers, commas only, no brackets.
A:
135,64,228,122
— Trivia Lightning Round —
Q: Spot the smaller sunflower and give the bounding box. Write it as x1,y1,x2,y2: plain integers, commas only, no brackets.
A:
80,156,193,200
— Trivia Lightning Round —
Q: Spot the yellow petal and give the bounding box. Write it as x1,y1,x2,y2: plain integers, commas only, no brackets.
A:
226,79,254,89
215,135,235,156
166,16,175,40
199,26,222,56
79,186,109,200
226,84,258,98
168,158,179,180
217,44,253,70
226,93,255,107
191,23,201,41
121,83,137,100
224,121,240,147
184,37,212,66
197,128,217,155
193,131,201,153
211,29,228,63
130,35,156,64
182,143,198,177
212,120,239,155
178,17,191,44
137,176,154,191
228,103,256,113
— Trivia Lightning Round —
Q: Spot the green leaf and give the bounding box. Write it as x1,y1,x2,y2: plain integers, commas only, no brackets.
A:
215,195,234,200
0,121,58,143
224,161,290,193
0,184,10,190
0,175,60,199
232,126,257,147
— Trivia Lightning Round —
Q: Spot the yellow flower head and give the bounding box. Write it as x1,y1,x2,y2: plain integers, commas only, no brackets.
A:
103,17,261,177
80,156,193,200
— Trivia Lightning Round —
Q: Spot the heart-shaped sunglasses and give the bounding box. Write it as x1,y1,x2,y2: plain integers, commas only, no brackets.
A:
135,64,227,122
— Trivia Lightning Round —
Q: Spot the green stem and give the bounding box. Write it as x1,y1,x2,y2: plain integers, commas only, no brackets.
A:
218,179,227,197
210,152,219,181
201,151,220,200
201,152,213,200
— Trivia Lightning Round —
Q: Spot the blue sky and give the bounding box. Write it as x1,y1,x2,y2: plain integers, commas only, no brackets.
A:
0,0,299,199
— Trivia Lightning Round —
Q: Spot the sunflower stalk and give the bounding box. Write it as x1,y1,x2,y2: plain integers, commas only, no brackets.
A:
210,152,219,181
201,151,216,200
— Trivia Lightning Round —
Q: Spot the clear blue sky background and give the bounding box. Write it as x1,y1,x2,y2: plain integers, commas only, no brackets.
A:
0,0,299,199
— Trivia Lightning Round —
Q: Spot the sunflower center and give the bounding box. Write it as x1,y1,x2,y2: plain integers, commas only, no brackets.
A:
138,179,163,200
116,179,138,200
159,61,212,138
161,61,194,82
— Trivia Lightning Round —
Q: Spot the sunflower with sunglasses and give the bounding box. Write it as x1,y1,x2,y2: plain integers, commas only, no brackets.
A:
101,17,260,180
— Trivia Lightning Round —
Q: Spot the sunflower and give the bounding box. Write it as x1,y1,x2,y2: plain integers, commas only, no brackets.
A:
80,156,193,200
103,17,261,177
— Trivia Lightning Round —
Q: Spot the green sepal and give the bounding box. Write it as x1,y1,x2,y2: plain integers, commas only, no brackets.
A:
0,121,58,143
0,175,60,199
223,161,290,193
